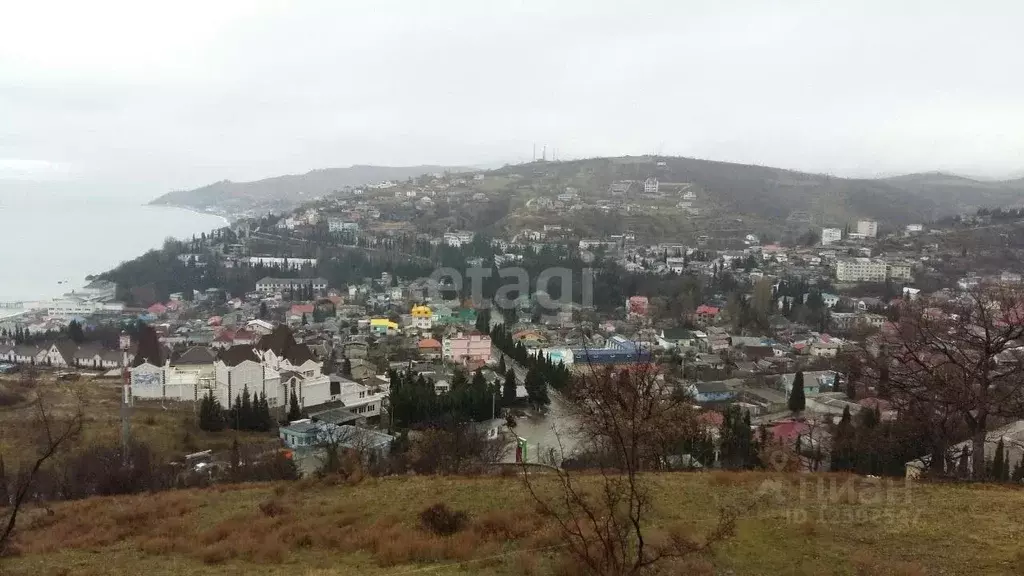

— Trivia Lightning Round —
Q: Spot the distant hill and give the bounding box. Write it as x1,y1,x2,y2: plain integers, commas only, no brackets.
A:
148,165,464,215
493,157,1024,225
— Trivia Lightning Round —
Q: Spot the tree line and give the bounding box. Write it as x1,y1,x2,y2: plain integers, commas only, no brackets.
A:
198,388,277,433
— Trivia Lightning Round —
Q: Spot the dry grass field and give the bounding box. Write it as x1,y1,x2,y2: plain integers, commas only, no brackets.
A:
0,372,271,460
2,472,1023,575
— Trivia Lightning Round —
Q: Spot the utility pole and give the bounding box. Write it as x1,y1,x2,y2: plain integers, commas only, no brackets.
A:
120,367,132,466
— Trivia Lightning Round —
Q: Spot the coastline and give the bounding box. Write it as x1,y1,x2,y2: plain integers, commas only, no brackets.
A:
0,197,231,304
147,203,232,227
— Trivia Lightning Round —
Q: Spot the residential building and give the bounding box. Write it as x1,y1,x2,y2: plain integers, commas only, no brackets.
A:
694,304,720,326
130,327,332,415
443,332,491,364
417,338,442,360
279,420,393,460
643,177,659,194
777,371,837,396
687,380,740,403
443,231,474,247
328,218,359,233
255,277,328,294
370,318,399,335
247,257,317,269
626,296,649,318
905,224,923,234
821,227,842,245
834,258,887,283
886,261,914,282
410,305,432,330
327,375,385,415
856,220,878,238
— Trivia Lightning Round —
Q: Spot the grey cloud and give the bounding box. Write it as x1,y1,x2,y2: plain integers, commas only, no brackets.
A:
2,0,1023,197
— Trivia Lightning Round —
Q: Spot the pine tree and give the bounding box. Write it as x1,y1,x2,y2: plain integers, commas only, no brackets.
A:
788,372,806,412
67,320,85,344
260,302,269,319
342,358,352,377
498,355,507,375
287,389,302,422
993,438,1006,481
302,312,308,325
503,369,517,405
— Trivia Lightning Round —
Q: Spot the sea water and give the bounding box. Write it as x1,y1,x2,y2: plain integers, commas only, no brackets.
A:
0,187,226,302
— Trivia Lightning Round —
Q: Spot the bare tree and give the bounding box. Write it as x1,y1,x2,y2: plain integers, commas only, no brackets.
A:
1,396,83,553
408,419,508,475
521,363,736,575
866,286,1024,477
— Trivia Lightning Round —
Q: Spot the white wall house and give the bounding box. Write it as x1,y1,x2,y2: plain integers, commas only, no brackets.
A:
821,228,842,245
856,220,878,238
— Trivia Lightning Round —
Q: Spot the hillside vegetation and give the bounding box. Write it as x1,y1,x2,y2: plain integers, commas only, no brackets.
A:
4,472,1023,575
149,165,462,215
493,157,1024,226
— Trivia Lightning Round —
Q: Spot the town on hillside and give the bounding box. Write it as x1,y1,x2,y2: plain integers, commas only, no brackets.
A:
5,169,1024,488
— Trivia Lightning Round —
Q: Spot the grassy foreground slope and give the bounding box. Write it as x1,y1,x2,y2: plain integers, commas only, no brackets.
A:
4,473,1024,576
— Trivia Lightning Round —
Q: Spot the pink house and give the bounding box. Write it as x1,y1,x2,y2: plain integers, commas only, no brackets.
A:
695,305,720,325
147,303,167,316
626,296,649,317
443,332,491,364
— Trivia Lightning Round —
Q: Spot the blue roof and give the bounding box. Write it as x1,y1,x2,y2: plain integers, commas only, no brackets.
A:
570,348,650,364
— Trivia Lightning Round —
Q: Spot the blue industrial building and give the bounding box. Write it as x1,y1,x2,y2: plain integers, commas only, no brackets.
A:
571,335,651,365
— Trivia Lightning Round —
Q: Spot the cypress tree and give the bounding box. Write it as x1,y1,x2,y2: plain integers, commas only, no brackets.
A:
788,372,806,413
287,389,302,422
199,391,225,432
993,438,1005,481
503,369,517,405
240,386,253,431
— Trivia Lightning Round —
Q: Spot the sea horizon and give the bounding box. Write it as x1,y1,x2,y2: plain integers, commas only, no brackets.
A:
0,188,228,303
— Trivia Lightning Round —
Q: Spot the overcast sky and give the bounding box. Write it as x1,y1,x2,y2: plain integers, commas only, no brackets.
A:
2,1,1023,197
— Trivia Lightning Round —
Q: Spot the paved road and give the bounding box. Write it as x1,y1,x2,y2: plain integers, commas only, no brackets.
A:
490,345,579,464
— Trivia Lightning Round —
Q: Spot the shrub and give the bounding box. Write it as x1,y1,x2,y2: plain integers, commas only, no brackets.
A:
259,498,288,518
419,503,467,536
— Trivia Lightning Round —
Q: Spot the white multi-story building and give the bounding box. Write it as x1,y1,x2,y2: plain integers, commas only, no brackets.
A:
905,224,923,234
835,258,887,283
886,261,914,282
643,177,659,194
47,297,124,319
856,220,878,238
443,231,475,247
255,277,328,294
130,327,337,417
328,218,359,233
247,256,317,269
821,228,843,245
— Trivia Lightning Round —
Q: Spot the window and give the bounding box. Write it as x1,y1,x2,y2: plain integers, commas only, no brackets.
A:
359,391,365,399
368,404,375,412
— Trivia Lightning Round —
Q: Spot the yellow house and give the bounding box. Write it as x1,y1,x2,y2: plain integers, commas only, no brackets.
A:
370,318,399,335
411,305,433,329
